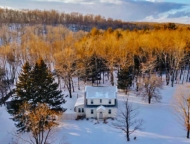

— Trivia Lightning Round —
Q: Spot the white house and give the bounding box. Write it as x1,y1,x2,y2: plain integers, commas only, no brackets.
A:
74,86,117,120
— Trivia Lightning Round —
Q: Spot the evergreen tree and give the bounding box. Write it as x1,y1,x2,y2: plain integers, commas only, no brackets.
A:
8,62,33,132
31,58,64,110
8,59,64,133
81,54,106,85
15,61,33,102
7,62,32,114
117,67,133,93
86,55,101,85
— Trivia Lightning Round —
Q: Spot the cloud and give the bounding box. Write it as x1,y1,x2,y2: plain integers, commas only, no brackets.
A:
34,0,123,4
142,15,190,24
0,0,189,23
34,0,95,4
168,12,190,18
140,4,190,24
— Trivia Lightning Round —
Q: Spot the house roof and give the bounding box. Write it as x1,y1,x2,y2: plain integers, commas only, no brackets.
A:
74,97,84,107
85,86,117,99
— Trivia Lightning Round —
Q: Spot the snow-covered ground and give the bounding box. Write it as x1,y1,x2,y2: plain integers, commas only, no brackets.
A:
1,74,190,144
54,84,190,144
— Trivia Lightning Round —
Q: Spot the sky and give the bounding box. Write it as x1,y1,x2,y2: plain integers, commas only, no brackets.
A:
0,0,190,24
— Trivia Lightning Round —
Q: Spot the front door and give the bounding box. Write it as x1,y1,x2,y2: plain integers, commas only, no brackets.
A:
99,112,103,119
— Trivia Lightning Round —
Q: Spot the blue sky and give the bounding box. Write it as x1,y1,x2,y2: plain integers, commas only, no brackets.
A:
0,0,190,24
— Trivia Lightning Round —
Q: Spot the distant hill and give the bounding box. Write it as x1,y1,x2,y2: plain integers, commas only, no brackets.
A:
0,8,189,31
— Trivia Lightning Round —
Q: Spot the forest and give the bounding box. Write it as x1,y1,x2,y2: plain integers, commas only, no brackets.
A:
0,21,189,102
0,8,190,143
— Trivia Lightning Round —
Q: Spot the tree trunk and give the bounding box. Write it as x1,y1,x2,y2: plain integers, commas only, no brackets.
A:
186,63,190,82
71,78,74,92
58,76,61,90
187,129,189,139
78,77,80,90
166,73,170,85
148,94,151,104
175,70,178,81
171,71,174,87
103,70,104,84
126,132,130,141
180,68,183,81
68,77,72,98
110,69,114,86
107,71,109,80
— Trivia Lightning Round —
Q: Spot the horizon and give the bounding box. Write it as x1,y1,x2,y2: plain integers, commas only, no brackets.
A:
0,0,190,24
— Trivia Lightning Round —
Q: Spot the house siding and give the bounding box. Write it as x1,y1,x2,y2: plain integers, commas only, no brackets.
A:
75,105,85,116
87,98,115,106
85,107,117,118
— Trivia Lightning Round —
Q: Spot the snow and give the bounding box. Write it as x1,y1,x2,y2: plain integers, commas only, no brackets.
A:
74,97,84,107
54,85,190,144
85,86,117,99
0,107,16,144
1,74,190,144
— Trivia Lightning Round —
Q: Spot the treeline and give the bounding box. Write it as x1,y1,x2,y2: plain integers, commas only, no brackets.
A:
1,8,190,31
0,8,135,30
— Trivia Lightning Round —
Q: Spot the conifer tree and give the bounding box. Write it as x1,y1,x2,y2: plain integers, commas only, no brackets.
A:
9,61,33,132
117,67,133,94
31,58,64,110
8,59,64,133
85,54,101,85
8,62,33,115
15,61,33,102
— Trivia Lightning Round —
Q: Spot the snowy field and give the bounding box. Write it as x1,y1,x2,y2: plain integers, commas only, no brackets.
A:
54,85,190,144
1,76,190,144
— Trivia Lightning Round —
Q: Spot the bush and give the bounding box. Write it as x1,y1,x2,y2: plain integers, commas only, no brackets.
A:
75,115,85,120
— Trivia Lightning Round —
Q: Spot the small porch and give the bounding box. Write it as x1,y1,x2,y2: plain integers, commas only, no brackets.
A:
96,105,106,120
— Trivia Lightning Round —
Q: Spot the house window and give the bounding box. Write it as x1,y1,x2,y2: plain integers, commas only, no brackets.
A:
91,100,93,104
108,109,111,114
78,108,81,113
109,99,111,104
91,109,94,114
82,108,84,113
100,99,102,103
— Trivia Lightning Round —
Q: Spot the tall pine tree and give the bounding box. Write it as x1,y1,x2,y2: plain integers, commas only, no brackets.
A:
8,59,64,133
117,66,133,94
9,61,33,132
15,61,33,102
31,58,64,110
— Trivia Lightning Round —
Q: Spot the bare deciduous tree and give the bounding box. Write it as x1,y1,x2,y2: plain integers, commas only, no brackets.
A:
172,83,190,138
54,47,76,98
14,102,61,144
137,75,163,104
113,99,144,141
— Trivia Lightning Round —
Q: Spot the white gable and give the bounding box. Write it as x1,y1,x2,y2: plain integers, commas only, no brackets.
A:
96,105,106,111
85,86,117,99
